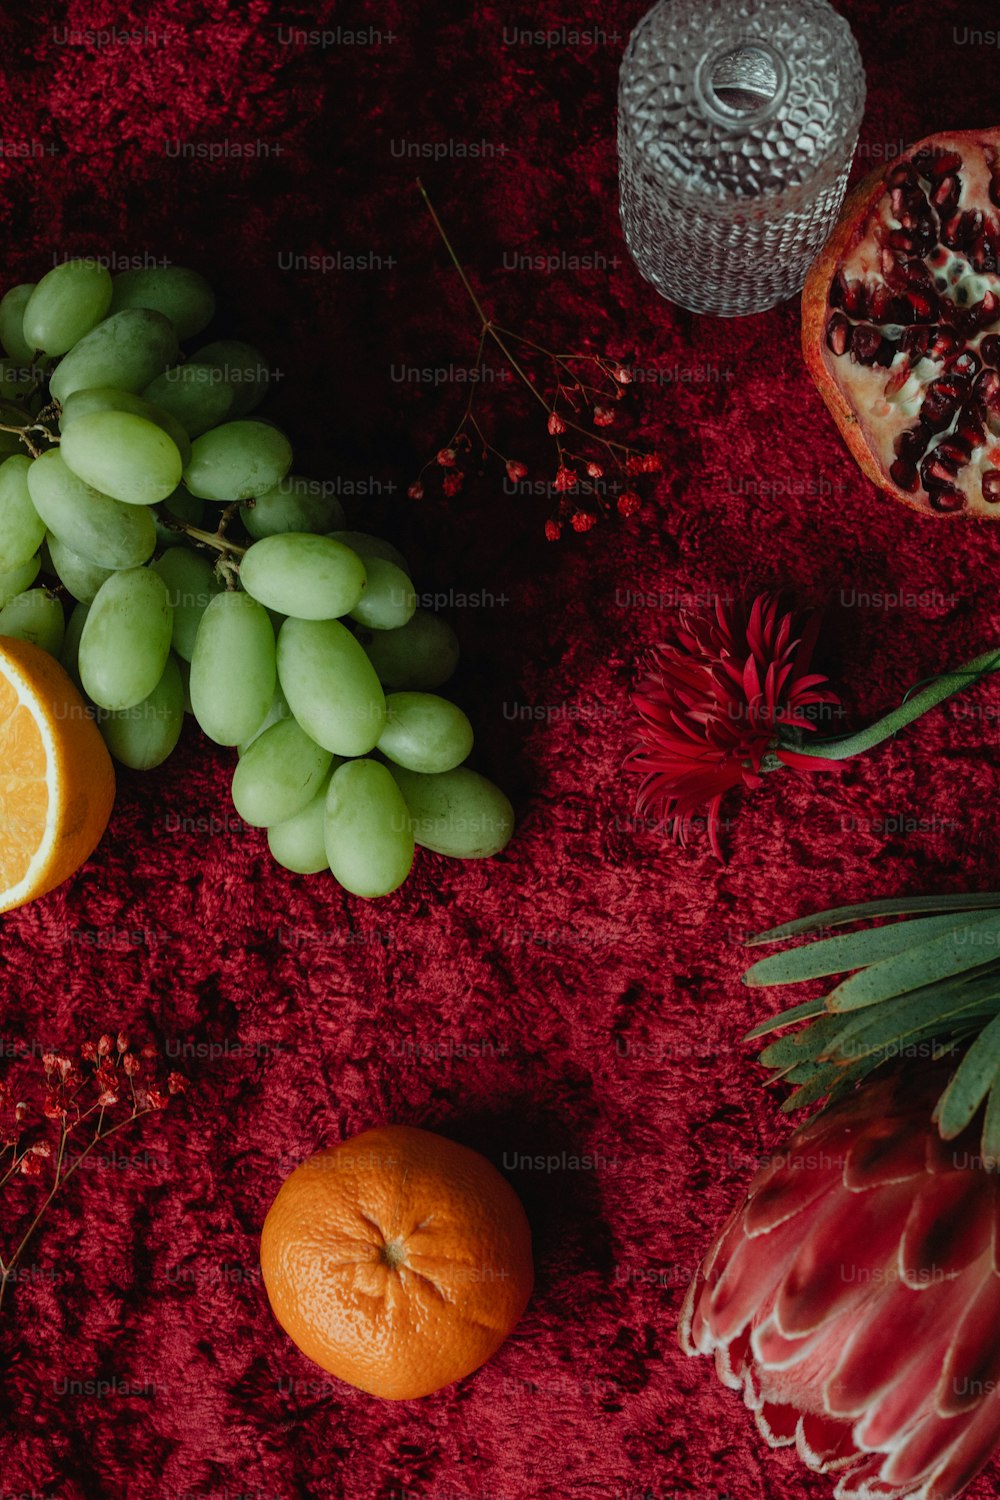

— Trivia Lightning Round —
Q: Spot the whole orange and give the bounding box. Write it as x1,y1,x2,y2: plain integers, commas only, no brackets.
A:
0,636,115,914
260,1124,533,1399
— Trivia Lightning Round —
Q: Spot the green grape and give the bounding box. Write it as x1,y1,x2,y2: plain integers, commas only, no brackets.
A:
59,601,89,688
0,588,65,655
22,259,113,356
388,765,514,858
231,717,333,827
151,548,223,661
190,339,268,416
79,567,172,711
0,455,45,571
267,771,334,874
237,681,290,755
276,617,385,756
324,759,414,898
240,533,366,621
27,450,156,569
348,556,415,631
0,555,41,607
378,692,474,774
183,420,292,502
153,484,204,548
242,476,347,539
59,386,192,467
0,284,37,364
48,308,180,405
328,530,408,571
46,532,114,604
142,364,234,438
99,654,185,770
109,267,215,341
189,590,275,745
359,609,459,689
60,410,183,506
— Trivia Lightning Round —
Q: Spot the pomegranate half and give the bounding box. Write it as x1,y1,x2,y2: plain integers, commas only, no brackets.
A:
802,127,1000,517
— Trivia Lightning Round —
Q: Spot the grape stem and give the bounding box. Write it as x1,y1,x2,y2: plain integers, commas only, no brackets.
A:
155,509,247,560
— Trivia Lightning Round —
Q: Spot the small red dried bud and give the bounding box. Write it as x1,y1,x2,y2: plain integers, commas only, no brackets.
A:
98,1035,113,1057
442,471,464,498
407,481,425,500
117,1033,129,1053
553,465,577,493
612,365,633,384
43,1093,67,1120
436,447,457,468
571,511,597,532
41,1053,57,1074
544,519,561,542
593,406,615,427
80,1041,98,1063
140,1044,158,1060
547,412,566,435
97,1089,119,1108
146,1087,169,1112
167,1072,188,1095
625,452,662,475
19,1154,43,1176
585,462,604,479
14,1101,28,1123
30,1141,51,1158
506,460,528,482
123,1054,140,1078
617,490,642,517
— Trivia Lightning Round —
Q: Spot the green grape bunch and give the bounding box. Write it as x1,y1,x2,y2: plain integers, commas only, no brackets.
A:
0,258,514,899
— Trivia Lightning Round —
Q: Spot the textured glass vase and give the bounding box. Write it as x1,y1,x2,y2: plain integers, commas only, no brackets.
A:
618,0,866,316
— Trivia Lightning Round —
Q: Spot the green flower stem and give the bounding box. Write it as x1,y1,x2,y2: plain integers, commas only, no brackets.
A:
772,649,1000,766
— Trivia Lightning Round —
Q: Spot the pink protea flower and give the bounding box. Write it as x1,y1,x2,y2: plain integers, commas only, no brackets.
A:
681,1066,1000,1500
626,593,839,857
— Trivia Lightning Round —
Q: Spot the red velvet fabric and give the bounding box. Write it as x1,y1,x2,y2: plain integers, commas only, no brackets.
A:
1,1,999,1496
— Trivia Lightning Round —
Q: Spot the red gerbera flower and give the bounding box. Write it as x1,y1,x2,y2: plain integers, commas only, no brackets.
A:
626,593,839,857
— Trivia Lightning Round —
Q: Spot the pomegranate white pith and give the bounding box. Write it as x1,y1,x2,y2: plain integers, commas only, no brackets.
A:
814,130,1000,517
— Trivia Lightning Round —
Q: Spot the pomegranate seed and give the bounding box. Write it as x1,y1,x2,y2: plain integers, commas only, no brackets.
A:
826,313,851,356
841,279,867,318
955,406,986,451
922,375,969,430
886,164,917,190
971,291,1000,331
926,150,962,182
977,341,1000,370
948,350,982,380
889,457,919,492
851,325,883,365
982,470,1000,503
970,235,999,275
894,426,928,461
921,451,962,488
928,328,958,361
929,484,967,512
931,176,960,214
904,288,937,322
900,326,930,361
934,436,973,469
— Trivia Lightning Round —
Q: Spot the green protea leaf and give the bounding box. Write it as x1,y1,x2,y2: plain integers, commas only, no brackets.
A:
935,1013,1000,1140
744,912,989,988
745,894,1000,1146
748,893,1000,946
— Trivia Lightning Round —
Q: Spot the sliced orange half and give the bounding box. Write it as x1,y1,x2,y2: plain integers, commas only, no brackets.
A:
0,637,115,914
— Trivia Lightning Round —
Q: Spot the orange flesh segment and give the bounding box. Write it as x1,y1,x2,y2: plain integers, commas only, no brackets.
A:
0,673,49,890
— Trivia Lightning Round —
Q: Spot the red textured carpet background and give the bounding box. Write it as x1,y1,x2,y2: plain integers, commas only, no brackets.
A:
2,2,1000,1497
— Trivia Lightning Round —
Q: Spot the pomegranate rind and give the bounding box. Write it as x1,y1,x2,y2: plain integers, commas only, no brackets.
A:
802,127,1000,520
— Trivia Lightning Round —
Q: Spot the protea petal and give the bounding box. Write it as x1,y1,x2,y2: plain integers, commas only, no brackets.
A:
681,1064,1000,1500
